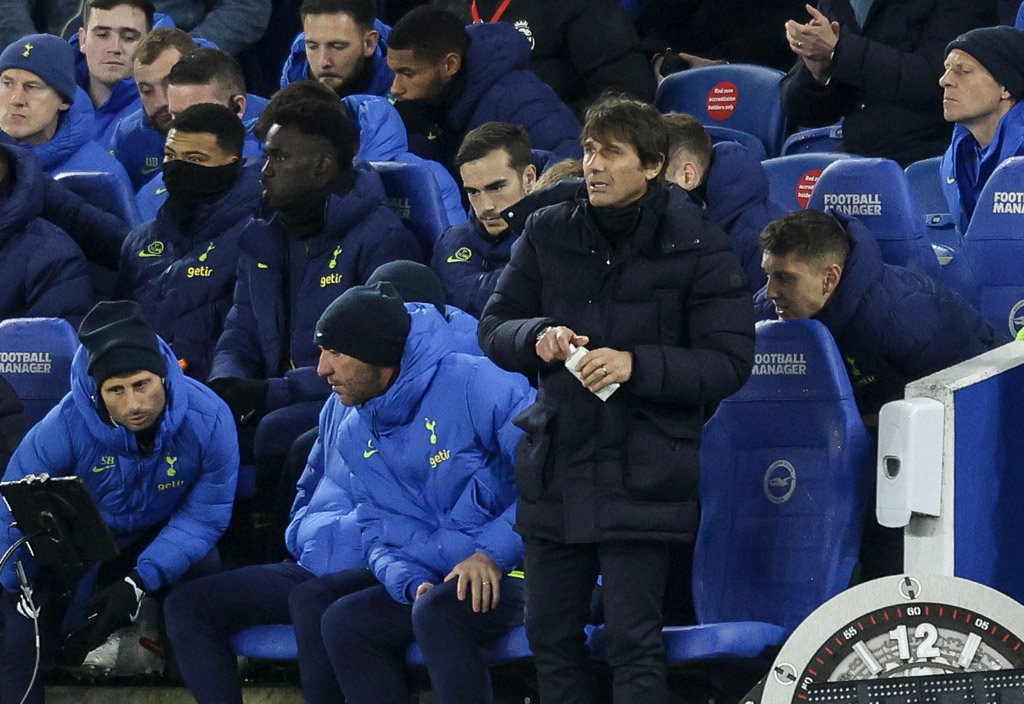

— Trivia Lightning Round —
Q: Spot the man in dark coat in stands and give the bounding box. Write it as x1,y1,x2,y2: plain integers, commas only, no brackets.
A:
386,6,580,176
780,0,997,165
431,0,654,113
479,95,755,704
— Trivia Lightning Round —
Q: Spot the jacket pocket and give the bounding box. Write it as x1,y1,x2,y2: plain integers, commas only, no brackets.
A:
623,420,698,501
512,401,558,501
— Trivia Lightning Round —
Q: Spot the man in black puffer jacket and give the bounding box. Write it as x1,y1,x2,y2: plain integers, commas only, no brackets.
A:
479,95,755,704
781,0,997,166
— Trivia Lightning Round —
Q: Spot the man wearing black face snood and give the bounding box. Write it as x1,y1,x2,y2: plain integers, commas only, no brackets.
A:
117,103,263,383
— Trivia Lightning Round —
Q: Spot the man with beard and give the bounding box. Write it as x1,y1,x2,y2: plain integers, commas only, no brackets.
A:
280,0,393,98
134,47,267,220
118,103,260,381
111,27,196,190
431,121,536,317
0,300,237,704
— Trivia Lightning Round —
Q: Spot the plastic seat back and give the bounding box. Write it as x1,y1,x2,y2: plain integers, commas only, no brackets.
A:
655,64,787,157
781,124,845,155
904,156,947,216
963,156,1024,338
808,158,941,278
54,170,142,227
694,320,872,632
0,318,79,427
370,161,450,260
762,153,857,213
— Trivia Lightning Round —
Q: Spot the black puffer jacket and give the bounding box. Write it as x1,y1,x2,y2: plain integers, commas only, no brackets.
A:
479,183,755,544
433,0,655,112
0,375,25,476
780,0,997,166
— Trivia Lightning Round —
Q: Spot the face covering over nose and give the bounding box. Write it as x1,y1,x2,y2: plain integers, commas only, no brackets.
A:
162,158,242,227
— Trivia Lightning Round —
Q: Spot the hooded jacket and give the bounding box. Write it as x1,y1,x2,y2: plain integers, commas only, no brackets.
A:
402,22,581,173
118,166,263,381
70,32,141,149
211,163,422,410
941,101,1024,234
0,146,93,323
283,302,488,577
280,20,393,96
431,216,518,318
780,0,996,166
342,94,465,227
479,183,755,544
343,304,534,604
0,338,238,593
113,93,268,192
755,212,1005,415
5,86,135,192
703,141,787,293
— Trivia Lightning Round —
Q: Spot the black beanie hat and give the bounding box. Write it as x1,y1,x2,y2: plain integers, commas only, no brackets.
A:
78,301,168,388
365,260,446,315
314,283,410,366
946,26,1024,101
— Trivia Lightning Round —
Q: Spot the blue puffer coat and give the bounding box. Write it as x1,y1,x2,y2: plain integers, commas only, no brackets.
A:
940,102,1024,234
405,22,581,170
280,20,393,95
2,86,135,193
755,212,1005,415
0,339,238,592
113,94,268,192
0,146,93,322
703,141,786,293
342,94,465,227
430,217,517,319
118,166,263,380
284,300,484,576
343,304,534,604
211,163,422,409
70,32,141,149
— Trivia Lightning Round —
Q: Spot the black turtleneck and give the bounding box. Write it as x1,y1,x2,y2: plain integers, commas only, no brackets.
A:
586,181,668,248
275,170,356,241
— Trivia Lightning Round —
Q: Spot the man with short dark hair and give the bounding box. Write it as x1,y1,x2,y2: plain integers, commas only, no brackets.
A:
939,26,1024,233
480,95,755,703
135,47,267,219
281,0,392,98
431,121,536,317
111,27,197,189
758,208,1003,419
663,112,786,293
73,0,154,146
119,103,259,381
209,99,421,503
0,300,237,704
386,6,580,175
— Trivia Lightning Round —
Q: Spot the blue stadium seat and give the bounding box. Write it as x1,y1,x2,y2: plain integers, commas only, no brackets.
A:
369,161,450,260
706,126,766,161
904,156,947,216
780,124,844,156
963,156,1024,339
0,318,79,427
232,623,534,665
619,0,645,23
654,64,787,158
762,153,857,213
54,170,143,228
808,158,941,278
593,320,872,663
